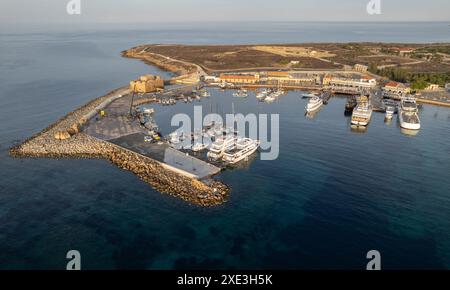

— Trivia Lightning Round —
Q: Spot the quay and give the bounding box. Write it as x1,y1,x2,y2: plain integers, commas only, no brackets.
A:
109,133,221,179
9,86,229,207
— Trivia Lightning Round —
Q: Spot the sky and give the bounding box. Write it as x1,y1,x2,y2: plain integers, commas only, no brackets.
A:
0,0,449,26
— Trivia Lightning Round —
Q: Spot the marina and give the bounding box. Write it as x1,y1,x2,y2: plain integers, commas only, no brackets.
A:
2,22,450,270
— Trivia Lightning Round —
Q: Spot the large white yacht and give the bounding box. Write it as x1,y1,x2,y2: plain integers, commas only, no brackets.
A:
222,138,260,164
207,135,237,160
305,96,323,112
351,96,373,126
398,97,421,130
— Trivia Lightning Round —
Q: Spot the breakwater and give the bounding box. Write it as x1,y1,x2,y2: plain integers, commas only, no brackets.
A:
9,88,229,207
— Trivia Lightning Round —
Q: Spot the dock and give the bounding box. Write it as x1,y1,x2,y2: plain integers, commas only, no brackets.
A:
109,133,221,179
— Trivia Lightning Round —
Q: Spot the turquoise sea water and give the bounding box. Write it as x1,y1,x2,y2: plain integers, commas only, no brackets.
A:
0,22,450,269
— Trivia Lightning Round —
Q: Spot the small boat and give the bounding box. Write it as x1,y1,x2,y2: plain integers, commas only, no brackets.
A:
385,105,395,120
305,96,323,112
256,89,268,101
302,92,318,99
200,90,211,97
345,97,357,113
233,89,248,98
264,95,276,103
192,143,208,152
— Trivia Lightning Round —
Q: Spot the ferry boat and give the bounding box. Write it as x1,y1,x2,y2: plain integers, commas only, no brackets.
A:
351,96,373,127
207,135,237,160
305,96,323,112
222,138,260,164
398,97,421,130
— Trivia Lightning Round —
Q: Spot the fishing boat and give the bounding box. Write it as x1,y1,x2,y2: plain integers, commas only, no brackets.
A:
305,96,323,112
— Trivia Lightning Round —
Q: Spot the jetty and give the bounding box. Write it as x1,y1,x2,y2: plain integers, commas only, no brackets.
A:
9,87,229,207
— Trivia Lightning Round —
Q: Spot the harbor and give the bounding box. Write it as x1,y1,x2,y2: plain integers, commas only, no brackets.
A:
8,43,450,207
9,68,448,206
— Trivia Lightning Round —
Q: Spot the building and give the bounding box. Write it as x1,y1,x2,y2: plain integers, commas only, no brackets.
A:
130,75,164,93
354,64,368,73
203,75,220,83
424,84,440,91
262,71,317,85
394,47,415,56
323,75,377,89
219,74,260,84
383,81,410,95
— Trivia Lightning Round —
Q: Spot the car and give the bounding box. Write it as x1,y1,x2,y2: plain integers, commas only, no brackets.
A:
144,136,153,142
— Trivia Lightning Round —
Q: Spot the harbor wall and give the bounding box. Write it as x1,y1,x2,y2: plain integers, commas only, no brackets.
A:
9,87,229,207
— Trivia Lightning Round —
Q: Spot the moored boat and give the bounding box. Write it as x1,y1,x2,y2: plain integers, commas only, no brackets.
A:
351,96,373,127
398,96,421,130
222,138,260,164
305,96,323,113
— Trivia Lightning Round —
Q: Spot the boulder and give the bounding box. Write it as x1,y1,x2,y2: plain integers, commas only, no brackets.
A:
54,131,71,140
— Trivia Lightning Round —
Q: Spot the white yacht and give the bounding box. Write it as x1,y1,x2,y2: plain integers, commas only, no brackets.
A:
192,142,208,152
302,92,318,98
351,96,373,127
222,138,260,164
233,89,248,98
305,96,323,112
385,105,395,120
207,135,237,160
398,97,421,130
200,90,211,97
256,89,268,101
264,95,276,103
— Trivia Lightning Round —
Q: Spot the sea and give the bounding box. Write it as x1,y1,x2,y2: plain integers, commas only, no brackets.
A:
1,22,450,269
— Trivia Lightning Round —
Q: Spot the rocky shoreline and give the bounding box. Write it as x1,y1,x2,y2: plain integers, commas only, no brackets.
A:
9,88,229,207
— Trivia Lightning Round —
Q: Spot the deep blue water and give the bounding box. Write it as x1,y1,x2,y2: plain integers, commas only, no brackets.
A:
1,22,450,269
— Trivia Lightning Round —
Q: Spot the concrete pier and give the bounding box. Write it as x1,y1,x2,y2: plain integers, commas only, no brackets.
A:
10,87,229,207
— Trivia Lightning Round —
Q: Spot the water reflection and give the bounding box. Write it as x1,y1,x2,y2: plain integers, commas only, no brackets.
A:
400,128,420,137
350,125,368,134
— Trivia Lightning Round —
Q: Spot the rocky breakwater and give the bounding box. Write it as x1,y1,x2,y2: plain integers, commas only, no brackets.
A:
108,146,228,206
9,87,229,206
